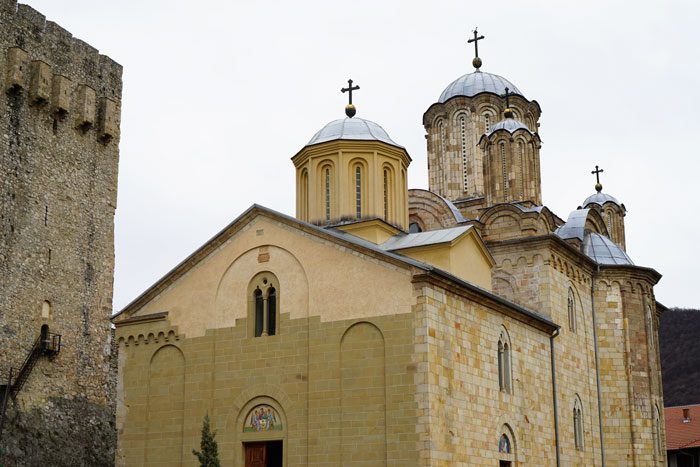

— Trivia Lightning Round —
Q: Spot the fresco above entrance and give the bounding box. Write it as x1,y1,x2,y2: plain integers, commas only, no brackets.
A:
244,405,282,432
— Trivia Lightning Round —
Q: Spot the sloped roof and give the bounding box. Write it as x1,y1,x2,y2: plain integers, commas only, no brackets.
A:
380,225,473,251
666,405,700,450
114,204,557,333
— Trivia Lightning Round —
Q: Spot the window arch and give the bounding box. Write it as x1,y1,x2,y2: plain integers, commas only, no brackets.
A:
499,142,508,199
382,165,394,221
455,113,469,191
355,165,362,218
653,404,662,459
248,272,280,337
568,287,577,333
498,328,512,393
574,395,584,451
484,112,492,133
318,162,334,224
300,168,308,221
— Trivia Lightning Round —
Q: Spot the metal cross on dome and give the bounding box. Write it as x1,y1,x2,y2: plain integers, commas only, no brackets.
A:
468,28,485,69
341,79,360,117
468,28,485,58
591,165,604,192
341,79,360,105
502,87,511,108
592,165,604,184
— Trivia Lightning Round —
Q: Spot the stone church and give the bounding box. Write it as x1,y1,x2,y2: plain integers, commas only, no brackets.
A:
113,33,666,467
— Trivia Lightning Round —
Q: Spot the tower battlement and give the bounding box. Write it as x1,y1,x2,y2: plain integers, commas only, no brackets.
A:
0,1,122,143
0,2,122,464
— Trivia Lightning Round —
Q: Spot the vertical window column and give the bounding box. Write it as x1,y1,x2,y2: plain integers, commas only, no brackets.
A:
355,166,362,219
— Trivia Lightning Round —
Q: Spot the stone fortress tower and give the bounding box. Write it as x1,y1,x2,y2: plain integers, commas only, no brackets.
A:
0,1,122,464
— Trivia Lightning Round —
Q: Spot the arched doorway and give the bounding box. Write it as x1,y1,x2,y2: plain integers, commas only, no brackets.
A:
239,398,286,467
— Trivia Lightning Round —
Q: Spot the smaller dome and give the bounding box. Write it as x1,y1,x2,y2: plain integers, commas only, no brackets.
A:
582,192,622,208
439,71,523,103
584,232,633,265
307,117,402,148
488,118,531,135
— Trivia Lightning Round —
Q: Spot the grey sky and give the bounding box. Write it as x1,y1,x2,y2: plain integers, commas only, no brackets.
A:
28,0,700,309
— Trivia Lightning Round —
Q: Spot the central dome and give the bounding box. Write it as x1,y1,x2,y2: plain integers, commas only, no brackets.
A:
307,117,402,148
438,71,523,103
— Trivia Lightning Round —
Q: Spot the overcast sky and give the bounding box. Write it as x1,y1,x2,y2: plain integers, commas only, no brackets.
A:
29,0,700,310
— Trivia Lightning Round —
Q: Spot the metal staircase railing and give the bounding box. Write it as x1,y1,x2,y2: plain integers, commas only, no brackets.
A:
0,331,61,442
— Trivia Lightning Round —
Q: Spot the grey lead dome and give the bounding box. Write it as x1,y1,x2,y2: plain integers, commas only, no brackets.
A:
307,117,402,148
582,191,622,208
488,118,531,135
439,71,523,103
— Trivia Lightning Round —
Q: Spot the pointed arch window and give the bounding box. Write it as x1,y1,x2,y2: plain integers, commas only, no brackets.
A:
498,329,512,393
574,396,584,450
355,165,362,219
568,288,577,333
248,273,280,338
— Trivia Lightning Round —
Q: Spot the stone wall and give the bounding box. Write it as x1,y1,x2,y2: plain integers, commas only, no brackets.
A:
115,311,419,466
0,1,121,464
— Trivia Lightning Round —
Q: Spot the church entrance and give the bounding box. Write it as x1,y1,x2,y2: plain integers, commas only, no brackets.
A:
244,441,283,467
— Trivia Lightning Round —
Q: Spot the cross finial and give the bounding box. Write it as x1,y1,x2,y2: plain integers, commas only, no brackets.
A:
502,87,514,118
467,28,485,70
341,79,360,118
591,165,604,192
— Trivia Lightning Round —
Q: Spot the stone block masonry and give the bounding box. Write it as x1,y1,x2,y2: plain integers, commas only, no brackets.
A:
0,1,122,465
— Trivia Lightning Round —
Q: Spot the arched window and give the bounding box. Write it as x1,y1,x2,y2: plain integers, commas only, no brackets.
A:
355,165,362,219
498,329,512,393
568,288,576,333
254,288,264,337
437,120,445,156
653,404,662,458
248,273,280,338
500,142,508,198
409,222,422,233
459,114,468,191
484,113,492,133
574,396,584,450
300,169,308,221
324,166,332,223
498,433,511,453
517,142,525,199
383,167,392,220
268,287,276,336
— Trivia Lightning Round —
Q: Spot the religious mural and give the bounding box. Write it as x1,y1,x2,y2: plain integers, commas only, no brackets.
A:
244,405,282,432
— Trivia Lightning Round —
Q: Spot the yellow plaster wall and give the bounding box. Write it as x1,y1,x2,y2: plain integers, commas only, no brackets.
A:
395,233,493,291
123,215,414,338
336,219,399,244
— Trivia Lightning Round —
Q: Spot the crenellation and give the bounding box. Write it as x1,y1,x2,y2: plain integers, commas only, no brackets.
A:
15,4,45,33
